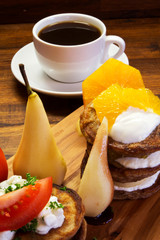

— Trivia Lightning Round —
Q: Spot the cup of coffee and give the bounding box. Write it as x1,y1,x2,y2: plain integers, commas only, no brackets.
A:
33,13,125,83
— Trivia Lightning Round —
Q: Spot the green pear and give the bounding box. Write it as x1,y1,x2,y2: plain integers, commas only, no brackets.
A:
13,64,66,185
78,117,114,217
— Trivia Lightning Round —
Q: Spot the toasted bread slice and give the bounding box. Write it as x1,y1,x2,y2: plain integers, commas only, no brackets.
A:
114,173,160,200
110,164,160,183
80,106,160,156
15,184,86,240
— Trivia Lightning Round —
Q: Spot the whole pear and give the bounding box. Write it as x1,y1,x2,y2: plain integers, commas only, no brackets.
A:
13,64,66,185
78,117,114,217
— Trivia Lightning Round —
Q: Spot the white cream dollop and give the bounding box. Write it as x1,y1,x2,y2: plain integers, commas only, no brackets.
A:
109,107,160,144
36,196,65,235
115,150,160,169
0,175,27,194
114,170,160,192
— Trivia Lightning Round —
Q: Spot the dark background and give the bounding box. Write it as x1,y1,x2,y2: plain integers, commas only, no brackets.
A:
1,0,160,24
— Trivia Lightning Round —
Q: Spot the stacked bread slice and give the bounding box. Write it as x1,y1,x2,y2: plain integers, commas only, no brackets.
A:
108,125,160,199
80,105,160,200
80,58,160,200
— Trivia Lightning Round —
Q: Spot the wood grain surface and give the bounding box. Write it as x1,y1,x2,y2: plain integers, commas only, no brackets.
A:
7,106,160,240
0,12,160,240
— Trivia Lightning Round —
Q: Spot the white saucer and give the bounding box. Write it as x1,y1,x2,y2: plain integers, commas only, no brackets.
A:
11,42,129,97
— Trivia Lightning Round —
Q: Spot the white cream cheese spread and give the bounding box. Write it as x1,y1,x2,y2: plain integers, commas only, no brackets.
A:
36,195,65,235
114,170,160,192
109,107,160,144
0,175,65,240
115,151,160,169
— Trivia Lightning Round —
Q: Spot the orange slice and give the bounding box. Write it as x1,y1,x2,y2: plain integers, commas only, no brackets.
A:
82,58,144,106
92,84,160,130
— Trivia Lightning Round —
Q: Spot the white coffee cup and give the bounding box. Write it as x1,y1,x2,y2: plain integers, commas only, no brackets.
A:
33,13,125,83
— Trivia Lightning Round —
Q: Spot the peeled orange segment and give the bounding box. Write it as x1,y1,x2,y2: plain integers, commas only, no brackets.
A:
82,58,144,106
93,84,160,130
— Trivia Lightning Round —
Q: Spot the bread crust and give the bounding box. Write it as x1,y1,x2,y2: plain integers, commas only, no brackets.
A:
71,219,87,240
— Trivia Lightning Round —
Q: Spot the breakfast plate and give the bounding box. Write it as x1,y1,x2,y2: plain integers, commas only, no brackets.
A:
11,42,129,97
8,106,160,239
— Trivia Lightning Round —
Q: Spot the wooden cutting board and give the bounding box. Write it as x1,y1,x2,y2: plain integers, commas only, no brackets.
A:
8,106,160,240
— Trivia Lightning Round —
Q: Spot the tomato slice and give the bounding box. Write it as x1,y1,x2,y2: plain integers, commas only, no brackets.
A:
0,176,52,231
0,148,8,182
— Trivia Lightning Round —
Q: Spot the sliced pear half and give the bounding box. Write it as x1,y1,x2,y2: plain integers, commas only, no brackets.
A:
13,64,66,185
78,117,114,217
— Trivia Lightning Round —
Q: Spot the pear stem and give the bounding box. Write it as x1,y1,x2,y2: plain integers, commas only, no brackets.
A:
19,64,33,96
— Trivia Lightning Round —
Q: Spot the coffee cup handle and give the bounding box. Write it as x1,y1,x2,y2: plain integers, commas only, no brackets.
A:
101,35,125,63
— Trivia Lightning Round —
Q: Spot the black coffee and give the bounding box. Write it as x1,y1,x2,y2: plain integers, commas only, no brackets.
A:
38,21,101,45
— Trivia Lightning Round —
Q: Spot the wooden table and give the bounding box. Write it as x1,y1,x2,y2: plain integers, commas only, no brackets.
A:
0,17,160,239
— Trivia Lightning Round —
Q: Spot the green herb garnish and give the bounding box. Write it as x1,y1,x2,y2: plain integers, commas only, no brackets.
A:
5,183,23,193
19,218,38,232
4,174,37,194
49,201,64,209
24,173,37,186
14,183,22,190
60,186,71,193
5,185,13,193
60,186,67,191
